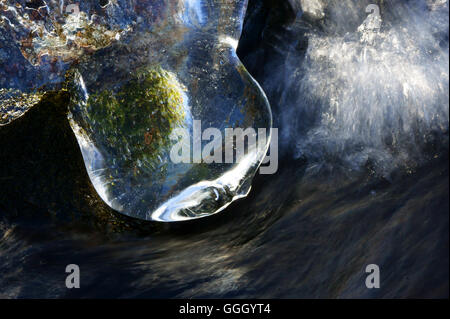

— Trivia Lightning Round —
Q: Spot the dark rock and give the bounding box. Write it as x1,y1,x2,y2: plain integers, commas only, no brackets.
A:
0,91,159,234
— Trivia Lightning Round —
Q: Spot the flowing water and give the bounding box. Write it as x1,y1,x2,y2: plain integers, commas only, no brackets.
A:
0,0,448,298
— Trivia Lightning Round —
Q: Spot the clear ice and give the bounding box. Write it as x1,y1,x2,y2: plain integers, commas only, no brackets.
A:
0,0,272,221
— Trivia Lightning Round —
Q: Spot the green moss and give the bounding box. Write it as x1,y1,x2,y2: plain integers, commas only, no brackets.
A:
86,66,186,176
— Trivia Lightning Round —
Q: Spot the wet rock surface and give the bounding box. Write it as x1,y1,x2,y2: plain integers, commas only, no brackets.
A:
0,91,155,234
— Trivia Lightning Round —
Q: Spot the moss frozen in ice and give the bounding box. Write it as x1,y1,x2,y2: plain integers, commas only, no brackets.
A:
86,66,186,176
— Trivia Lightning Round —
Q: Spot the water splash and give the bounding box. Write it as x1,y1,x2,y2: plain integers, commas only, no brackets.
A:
278,0,449,177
